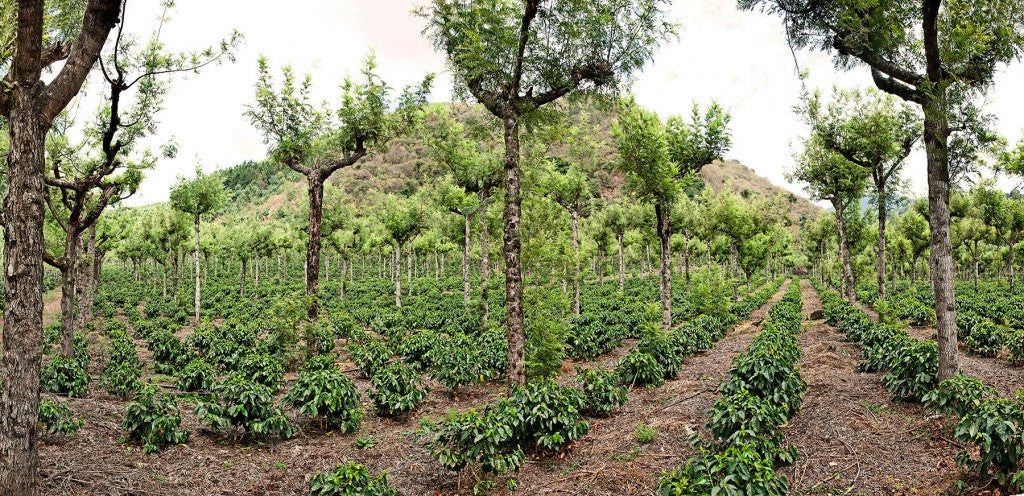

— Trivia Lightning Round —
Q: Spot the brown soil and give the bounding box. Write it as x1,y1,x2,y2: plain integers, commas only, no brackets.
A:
39,283,795,496
782,280,960,495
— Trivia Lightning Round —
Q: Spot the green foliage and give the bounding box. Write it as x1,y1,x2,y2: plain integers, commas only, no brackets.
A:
237,352,285,390
615,350,665,388
197,374,297,439
368,362,429,417
634,423,656,444
284,366,362,433
882,339,939,401
657,443,789,496
505,379,589,451
524,286,568,380
922,374,998,417
964,319,1006,357
176,359,218,392
1008,329,1024,366
42,356,90,397
123,384,190,454
954,398,1024,489
705,389,792,463
38,398,83,435
308,461,397,496
577,367,627,416
348,341,393,379
99,361,142,398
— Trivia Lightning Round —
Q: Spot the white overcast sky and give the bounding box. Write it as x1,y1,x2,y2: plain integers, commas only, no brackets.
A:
99,0,1024,206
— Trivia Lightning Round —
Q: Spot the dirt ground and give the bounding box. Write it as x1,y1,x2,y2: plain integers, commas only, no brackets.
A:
39,283,798,496
781,280,960,496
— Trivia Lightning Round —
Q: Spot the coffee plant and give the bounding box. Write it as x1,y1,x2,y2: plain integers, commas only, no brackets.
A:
368,362,429,417
308,461,397,496
123,384,190,453
283,365,362,433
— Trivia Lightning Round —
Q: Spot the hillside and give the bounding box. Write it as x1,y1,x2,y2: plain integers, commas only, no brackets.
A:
210,103,822,227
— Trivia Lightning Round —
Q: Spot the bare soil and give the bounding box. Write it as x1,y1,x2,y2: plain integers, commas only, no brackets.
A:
781,280,960,495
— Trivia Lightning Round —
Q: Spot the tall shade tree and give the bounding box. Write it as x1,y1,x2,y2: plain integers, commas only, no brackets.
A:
0,1,122,491
170,168,226,321
541,158,593,315
378,194,424,308
246,55,430,319
804,86,920,299
709,191,758,302
740,0,1024,381
973,181,1024,289
419,0,674,385
789,137,868,302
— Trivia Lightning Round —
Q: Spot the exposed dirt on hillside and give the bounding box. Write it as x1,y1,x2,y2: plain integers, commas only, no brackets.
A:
782,280,959,496
39,283,794,496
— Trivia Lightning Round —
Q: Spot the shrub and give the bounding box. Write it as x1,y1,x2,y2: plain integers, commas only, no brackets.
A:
657,443,789,496
719,352,806,416
428,339,481,393
399,330,439,368
1008,329,1024,366
637,328,689,379
309,461,397,496
418,408,525,475
237,353,285,390
283,366,362,433
964,320,1006,357
615,350,665,388
705,389,792,462
577,367,627,416
954,398,1024,488
38,398,82,435
368,362,429,417
41,356,90,397
99,361,142,398
635,423,656,444
922,374,997,417
123,384,190,453
300,353,340,373
176,359,218,392
197,374,297,439
505,379,589,451
882,339,938,401
348,341,393,379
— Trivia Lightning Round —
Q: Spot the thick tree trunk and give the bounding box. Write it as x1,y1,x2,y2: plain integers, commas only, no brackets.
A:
306,176,324,319
502,116,526,386
832,199,856,303
655,203,671,330
570,208,580,316
193,215,201,321
462,215,471,303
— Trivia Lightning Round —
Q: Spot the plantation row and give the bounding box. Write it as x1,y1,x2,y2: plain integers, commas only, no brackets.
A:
31,265,783,494
817,281,1024,488
658,279,804,494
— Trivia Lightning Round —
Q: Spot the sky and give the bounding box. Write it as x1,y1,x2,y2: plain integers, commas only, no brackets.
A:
95,0,1024,207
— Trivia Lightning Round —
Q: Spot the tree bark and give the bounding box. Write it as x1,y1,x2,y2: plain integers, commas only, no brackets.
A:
876,183,888,300
460,215,471,303
731,242,739,302
832,198,856,303
193,214,201,321
617,233,625,292
57,226,82,358
480,188,491,324
502,116,526,386
570,207,581,315
395,244,403,308
305,176,324,319
655,202,671,330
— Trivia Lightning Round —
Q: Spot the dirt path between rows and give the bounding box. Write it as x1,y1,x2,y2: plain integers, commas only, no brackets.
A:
518,279,793,495
781,280,958,495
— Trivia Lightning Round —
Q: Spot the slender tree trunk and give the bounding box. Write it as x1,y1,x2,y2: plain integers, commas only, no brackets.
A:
239,258,246,298
570,208,581,316
171,248,179,300
684,236,691,290
655,203,671,330
406,242,412,297
57,226,82,358
598,250,605,286
395,244,403,308
617,233,625,292
1010,238,1017,291
877,182,888,299
340,255,347,301
832,199,856,303
462,214,471,304
193,215,201,321
480,188,491,324
306,176,324,319
502,116,526,386
731,242,739,302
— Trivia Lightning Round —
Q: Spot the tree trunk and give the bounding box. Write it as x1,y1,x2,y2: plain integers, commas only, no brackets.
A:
340,255,347,301
480,188,491,324
306,176,324,319
462,214,471,304
58,226,82,358
407,242,412,296
502,116,526,386
1010,238,1017,291
877,182,888,299
395,244,403,308
731,242,739,302
832,199,856,303
617,234,625,292
598,250,604,286
193,215,201,321
171,248,179,300
239,258,247,297
570,207,581,315
655,203,671,330
684,236,691,289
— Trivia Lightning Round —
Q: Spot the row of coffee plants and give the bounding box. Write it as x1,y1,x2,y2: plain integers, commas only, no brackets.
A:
658,279,805,495
817,280,1024,491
